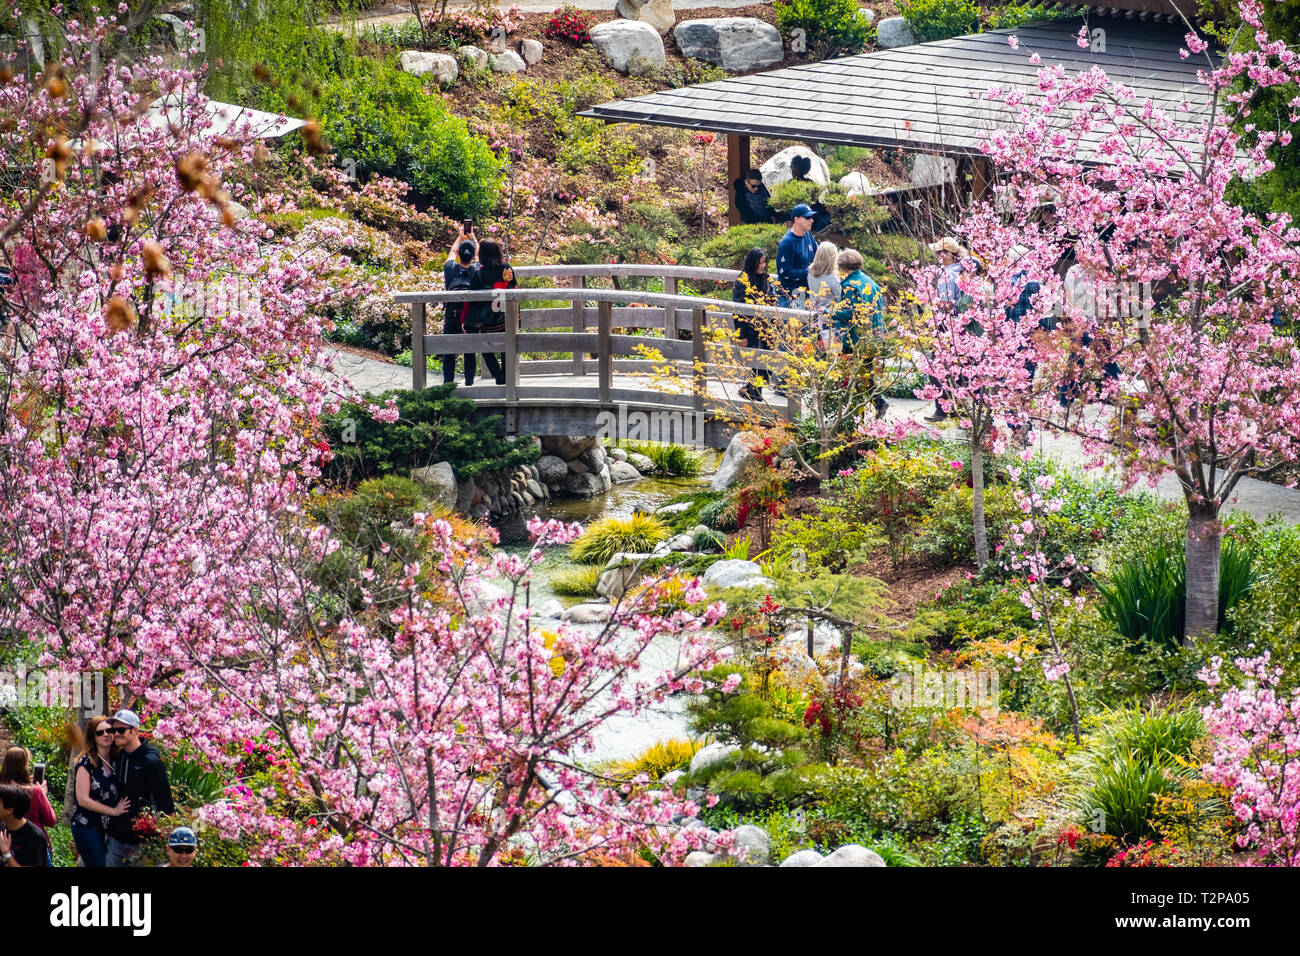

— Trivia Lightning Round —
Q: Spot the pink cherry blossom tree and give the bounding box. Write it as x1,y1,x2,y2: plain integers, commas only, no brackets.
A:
940,2,1300,640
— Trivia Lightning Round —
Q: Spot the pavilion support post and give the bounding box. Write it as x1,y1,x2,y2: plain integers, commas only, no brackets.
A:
727,133,750,227
411,302,426,391
691,307,706,414
570,274,586,377
598,299,612,406
505,298,520,403
967,155,994,204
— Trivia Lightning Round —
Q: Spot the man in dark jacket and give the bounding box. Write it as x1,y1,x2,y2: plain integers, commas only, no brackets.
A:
106,709,174,867
734,169,775,225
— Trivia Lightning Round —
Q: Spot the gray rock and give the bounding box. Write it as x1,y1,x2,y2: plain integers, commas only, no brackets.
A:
760,145,830,188
521,38,544,65
701,559,764,590
153,13,190,49
691,525,711,537
456,45,490,70
689,741,740,775
812,844,887,867
568,457,590,475
664,532,694,552
780,621,843,657
535,454,569,487
627,451,656,473
599,463,612,486
840,170,880,197
469,502,490,520
596,552,653,600
710,431,758,491
730,824,771,866
684,851,718,867
660,770,685,788
536,598,565,619
876,16,916,49
541,435,598,459
608,447,629,462
489,49,527,73
616,0,676,34
686,786,705,802
825,659,867,689
590,20,667,74
410,461,457,510
673,18,783,72
609,460,641,483
566,471,608,498
523,479,543,500
455,475,476,513
398,50,458,85
779,849,825,867
655,501,692,517
581,446,607,473
561,602,612,624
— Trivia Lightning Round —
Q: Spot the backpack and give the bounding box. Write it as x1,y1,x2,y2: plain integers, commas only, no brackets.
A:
446,263,473,293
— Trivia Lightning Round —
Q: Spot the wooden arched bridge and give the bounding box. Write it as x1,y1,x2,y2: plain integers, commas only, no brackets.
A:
394,265,816,449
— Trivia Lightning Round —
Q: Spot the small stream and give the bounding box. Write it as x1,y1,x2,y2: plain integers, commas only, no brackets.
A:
505,469,716,767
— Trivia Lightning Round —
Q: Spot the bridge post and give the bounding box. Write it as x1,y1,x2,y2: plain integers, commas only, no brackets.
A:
663,275,678,340
505,297,519,404
570,274,586,377
411,302,426,391
691,307,706,414
598,299,612,406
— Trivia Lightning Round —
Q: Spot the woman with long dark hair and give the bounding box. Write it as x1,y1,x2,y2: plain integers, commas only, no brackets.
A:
732,247,775,402
0,746,56,832
467,239,516,386
69,715,129,867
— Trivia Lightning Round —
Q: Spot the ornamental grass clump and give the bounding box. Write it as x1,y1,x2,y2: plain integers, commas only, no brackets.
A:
570,513,670,565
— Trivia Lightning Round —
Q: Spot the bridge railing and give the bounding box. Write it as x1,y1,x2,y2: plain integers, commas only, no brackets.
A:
394,265,817,421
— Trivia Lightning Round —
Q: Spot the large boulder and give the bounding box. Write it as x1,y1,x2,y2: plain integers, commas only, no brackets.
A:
710,431,759,491
596,552,653,600
536,454,569,486
489,49,527,73
541,435,598,459
565,470,610,498
840,170,880,197
590,20,667,74
410,461,457,510
521,38,544,65
398,50,458,85
581,446,607,473
683,850,719,867
812,844,887,867
876,16,916,49
455,475,476,512
780,621,844,657
608,460,641,483
655,501,692,517
780,849,825,867
456,45,490,71
760,145,830,188
702,559,771,590
561,603,612,624
689,741,739,775
730,824,771,866
627,451,656,473
616,0,676,34
673,18,783,72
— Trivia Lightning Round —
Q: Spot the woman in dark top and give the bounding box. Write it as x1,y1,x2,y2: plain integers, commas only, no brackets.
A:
71,714,129,867
732,248,776,402
467,240,516,386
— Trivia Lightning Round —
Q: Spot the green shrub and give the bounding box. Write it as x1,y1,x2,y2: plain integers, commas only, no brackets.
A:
601,739,699,781
334,476,429,555
692,528,725,552
699,223,788,270
322,385,539,485
899,0,980,42
917,484,1020,563
1096,536,1258,651
699,497,739,532
983,2,1071,30
775,0,876,57
570,514,670,564
548,565,602,597
832,445,957,566
316,66,502,218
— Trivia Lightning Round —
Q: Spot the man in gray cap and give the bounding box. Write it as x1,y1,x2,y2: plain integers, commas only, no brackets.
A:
161,826,199,867
105,709,174,867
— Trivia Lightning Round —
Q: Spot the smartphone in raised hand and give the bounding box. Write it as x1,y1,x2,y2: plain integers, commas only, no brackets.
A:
33,763,45,785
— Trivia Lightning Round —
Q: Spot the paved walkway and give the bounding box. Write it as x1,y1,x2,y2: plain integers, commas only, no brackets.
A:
325,0,767,31
326,345,1300,525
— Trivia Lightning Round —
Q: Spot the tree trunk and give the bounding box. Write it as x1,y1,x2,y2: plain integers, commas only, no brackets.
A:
1184,510,1222,645
971,431,989,569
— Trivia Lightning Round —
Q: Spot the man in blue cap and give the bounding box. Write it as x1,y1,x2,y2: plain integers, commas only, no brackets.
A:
776,204,819,309
162,826,199,867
